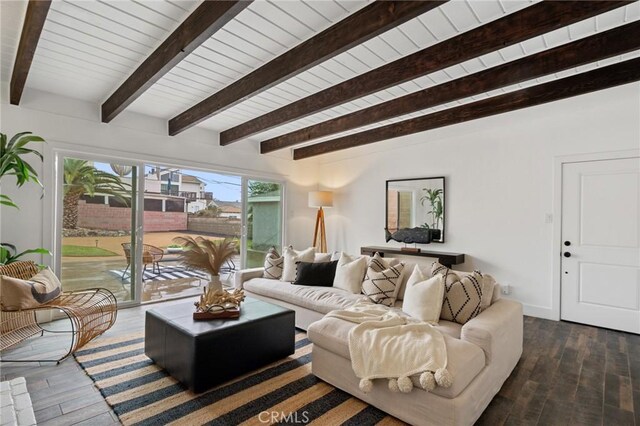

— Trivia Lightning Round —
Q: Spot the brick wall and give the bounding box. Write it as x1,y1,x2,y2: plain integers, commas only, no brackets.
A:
77,201,187,231
187,217,241,237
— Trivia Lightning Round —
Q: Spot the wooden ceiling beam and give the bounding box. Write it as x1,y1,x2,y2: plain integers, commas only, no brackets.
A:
101,0,251,123
293,57,640,160
221,0,631,145
262,20,640,153
10,0,52,105
168,1,446,137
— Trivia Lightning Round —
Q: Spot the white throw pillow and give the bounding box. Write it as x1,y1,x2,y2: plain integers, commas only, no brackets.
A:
396,261,420,301
281,246,315,282
333,253,368,294
314,253,332,263
402,266,445,324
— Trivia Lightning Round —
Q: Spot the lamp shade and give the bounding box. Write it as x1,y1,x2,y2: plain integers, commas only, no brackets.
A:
308,191,333,208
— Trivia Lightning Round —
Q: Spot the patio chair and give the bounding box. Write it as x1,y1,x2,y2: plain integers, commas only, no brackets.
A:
121,243,164,281
0,261,117,364
219,257,236,274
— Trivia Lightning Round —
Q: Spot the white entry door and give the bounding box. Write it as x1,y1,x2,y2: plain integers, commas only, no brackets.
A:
561,157,640,333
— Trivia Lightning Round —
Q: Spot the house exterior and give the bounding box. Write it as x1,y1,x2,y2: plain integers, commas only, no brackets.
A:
145,168,214,213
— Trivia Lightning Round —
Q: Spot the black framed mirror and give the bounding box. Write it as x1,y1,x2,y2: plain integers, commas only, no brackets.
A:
385,177,445,244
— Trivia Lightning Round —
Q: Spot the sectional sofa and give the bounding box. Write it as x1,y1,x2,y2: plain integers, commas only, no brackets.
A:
234,260,523,426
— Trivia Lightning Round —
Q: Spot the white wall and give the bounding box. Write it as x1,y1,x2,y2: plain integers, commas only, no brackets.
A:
3,81,639,320
316,82,640,319
0,86,319,268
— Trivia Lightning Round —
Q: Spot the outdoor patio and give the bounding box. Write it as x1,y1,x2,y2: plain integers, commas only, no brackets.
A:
61,231,240,303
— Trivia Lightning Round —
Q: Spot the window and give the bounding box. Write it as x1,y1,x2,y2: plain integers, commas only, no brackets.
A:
57,156,284,305
246,180,283,268
60,157,137,302
140,166,243,302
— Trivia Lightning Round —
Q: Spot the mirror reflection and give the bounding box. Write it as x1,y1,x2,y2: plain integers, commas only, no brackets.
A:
386,177,445,244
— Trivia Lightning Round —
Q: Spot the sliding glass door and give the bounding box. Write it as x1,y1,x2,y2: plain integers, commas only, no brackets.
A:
246,180,283,268
139,165,242,303
60,157,138,302
57,154,284,305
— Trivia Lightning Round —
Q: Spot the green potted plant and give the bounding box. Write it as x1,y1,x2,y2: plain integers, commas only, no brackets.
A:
420,188,443,240
0,132,44,208
0,132,51,264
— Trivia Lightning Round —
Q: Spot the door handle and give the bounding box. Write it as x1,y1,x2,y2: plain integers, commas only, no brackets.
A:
564,241,571,246
563,252,571,258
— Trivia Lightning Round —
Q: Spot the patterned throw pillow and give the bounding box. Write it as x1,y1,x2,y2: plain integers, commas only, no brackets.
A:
431,262,484,325
362,256,405,307
263,247,284,280
0,267,62,310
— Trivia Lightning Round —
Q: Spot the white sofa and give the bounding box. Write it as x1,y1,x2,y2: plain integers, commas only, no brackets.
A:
234,264,523,426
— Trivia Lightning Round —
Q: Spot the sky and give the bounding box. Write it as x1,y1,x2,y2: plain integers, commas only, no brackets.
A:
93,162,242,202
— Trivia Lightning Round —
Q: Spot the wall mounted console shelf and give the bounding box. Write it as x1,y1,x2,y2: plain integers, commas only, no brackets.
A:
360,246,465,268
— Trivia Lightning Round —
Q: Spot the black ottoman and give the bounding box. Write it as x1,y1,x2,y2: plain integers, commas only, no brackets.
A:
145,297,295,393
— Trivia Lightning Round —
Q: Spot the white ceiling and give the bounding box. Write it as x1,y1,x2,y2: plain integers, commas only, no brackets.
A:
1,0,639,152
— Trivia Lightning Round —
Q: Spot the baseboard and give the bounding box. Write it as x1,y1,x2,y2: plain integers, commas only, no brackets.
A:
522,304,555,320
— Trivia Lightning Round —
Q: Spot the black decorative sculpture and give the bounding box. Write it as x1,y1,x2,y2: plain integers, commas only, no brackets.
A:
385,227,432,244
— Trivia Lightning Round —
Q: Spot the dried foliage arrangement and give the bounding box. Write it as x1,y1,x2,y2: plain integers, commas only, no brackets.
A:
194,287,246,320
172,236,237,277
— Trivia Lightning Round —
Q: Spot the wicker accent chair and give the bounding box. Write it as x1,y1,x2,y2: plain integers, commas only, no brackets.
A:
121,243,164,281
0,261,117,364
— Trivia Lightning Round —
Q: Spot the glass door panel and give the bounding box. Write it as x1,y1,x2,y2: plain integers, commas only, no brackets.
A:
140,166,242,302
246,180,283,268
60,158,137,302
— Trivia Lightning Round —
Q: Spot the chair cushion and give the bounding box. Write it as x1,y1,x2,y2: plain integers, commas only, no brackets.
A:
393,300,463,338
244,278,365,314
434,320,463,339
308,316,485,399
0,267,62,310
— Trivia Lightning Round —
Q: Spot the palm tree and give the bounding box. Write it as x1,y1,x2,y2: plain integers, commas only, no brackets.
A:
63,159,131,229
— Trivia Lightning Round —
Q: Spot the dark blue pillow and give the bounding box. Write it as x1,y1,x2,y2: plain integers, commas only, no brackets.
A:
293,261,338,287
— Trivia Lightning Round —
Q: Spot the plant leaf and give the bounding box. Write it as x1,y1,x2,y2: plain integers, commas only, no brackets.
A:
0,194,18,209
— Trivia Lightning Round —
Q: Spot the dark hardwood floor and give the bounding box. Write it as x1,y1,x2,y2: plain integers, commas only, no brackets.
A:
478,316,638,426
1,301,638,425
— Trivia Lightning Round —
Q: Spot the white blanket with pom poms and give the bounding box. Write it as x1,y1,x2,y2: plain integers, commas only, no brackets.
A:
325,301,451,394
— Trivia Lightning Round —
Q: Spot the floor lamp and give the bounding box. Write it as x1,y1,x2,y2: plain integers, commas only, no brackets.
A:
309,191,333,253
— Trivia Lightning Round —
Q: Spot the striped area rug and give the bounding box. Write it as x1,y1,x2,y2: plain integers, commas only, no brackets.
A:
74,331,405,426
110,266,207,282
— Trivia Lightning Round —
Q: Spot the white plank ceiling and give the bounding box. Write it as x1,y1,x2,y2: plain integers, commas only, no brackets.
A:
1,0,639,153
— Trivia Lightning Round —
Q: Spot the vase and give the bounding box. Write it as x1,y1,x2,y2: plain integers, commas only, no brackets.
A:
208,275,223,293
